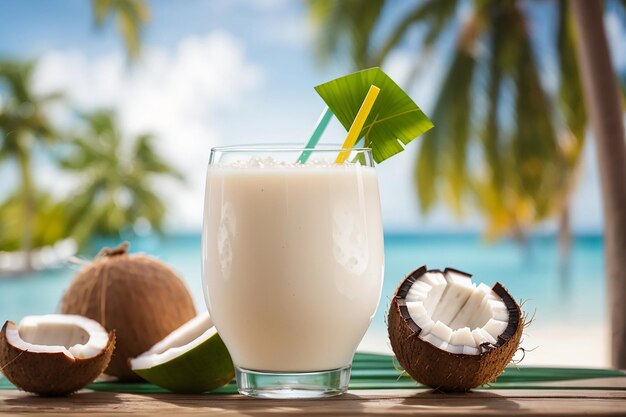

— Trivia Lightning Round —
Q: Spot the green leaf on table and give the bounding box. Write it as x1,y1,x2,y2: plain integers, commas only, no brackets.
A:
314,67,434,163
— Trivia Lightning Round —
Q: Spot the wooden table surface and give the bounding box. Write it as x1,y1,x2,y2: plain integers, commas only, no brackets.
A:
2,376,626,416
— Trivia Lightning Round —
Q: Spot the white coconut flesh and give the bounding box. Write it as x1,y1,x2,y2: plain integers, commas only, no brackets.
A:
399,268,510,355
130,312,216,370
5,314,110,360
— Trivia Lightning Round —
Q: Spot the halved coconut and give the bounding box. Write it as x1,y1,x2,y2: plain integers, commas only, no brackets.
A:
130,312,234,393
388,266,522,391
0,314,115,396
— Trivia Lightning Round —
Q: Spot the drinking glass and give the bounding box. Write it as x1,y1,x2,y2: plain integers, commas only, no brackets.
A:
202,145,384,398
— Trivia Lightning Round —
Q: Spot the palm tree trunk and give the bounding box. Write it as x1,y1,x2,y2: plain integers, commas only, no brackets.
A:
17,149,35,272
558,205,572,292
571,0,626,368
558,205,571,261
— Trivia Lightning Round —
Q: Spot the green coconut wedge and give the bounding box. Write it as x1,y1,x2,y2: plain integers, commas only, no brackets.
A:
129,312,234,393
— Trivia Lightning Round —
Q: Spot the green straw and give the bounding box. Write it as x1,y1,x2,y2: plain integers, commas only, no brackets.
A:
297,106,333,163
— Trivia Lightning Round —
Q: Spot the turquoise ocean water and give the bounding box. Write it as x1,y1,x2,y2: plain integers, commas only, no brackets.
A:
0,233,605,337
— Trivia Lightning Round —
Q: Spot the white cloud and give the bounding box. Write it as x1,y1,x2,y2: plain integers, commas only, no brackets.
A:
32,31,264,230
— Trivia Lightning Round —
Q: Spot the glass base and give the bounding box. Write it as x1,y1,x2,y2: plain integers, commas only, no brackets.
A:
235,366,351,399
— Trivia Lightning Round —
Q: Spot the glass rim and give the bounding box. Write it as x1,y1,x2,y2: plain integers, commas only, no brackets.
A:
210,143,372,153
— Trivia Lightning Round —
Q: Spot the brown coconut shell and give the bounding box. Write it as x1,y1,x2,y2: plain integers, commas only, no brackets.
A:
59,243,196,381
0,321,115,396
388,268,522,392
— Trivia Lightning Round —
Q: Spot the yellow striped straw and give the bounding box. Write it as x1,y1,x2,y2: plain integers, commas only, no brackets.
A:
335,85,381,164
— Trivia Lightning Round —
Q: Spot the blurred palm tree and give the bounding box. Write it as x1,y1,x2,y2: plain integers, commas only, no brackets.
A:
0,60,63,269
571,0,626,368
307,0,624,251
91,0,150,60
0,191,69,252
60,110,183,245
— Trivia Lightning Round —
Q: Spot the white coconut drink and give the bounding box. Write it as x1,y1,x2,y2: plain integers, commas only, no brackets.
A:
0,314,115,396
388,266,522,391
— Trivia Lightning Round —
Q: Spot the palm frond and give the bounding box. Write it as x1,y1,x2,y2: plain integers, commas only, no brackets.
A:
415,13,479,215
306,0,344,65
557,0,586,164
0,60,37,103
132,133,184,179
0,191,70,250
59,110,179,242
374,0,458,65
92,0,111,26
124,180,166,229
91,0,149,60
306,0,386,67
306,0,609,241
477,21,505,221
510,6,562,221
415,52,475,214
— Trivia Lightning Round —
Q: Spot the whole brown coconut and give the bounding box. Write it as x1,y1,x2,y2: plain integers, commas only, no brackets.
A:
388,266,523,392
60,243,196,381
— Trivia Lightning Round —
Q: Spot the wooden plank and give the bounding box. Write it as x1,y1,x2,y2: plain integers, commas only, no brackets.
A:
2,388,626,416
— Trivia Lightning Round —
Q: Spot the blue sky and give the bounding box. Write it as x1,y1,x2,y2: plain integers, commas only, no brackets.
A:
0,0,623,234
